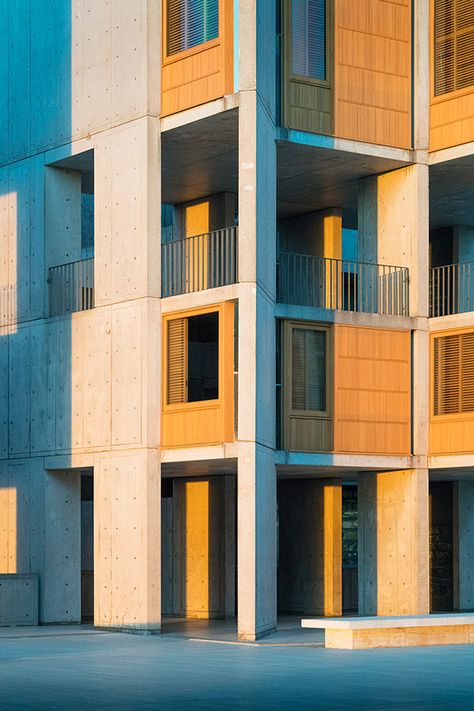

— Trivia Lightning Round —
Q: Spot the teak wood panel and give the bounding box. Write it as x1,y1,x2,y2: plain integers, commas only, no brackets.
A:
333,325,411,455
334,0,412,148
161,0,233,116
430,326,474,455
161,302,234,448
429,0,474,151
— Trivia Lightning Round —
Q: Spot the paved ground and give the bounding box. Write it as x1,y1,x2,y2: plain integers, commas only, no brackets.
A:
1,625,474,710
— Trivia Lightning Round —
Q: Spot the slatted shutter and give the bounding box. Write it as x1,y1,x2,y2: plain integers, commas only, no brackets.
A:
168,318,186,404
434,0,474,96
434,332,474,415
291,327,327,411
167,0,219,56
291,0,326,80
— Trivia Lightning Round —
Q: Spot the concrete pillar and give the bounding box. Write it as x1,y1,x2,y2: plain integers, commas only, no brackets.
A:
413,0,430,151
358,164,430,456
358,164,429,318
237,0,277,640
455,481,474,611
278,479,342,616
358,469,429,616
42,470,81,623
94,449,161,632
237,444,277,640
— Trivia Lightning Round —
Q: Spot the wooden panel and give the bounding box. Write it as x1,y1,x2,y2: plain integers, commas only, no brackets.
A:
430,326,474,454
282,0,333,133
161,302,234,448
161,0,233,116
334,0,412,148
333,325,411,455
430,0,474,150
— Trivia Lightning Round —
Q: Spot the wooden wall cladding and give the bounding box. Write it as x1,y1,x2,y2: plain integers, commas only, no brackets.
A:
430,327,474,455
333,325,411,455
161,0,233,116
431,92,474,151
333,0,412,148
430,0,474,151
161,302,234,448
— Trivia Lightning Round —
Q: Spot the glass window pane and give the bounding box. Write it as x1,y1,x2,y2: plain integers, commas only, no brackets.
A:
292,328,326,411
187,312,219,402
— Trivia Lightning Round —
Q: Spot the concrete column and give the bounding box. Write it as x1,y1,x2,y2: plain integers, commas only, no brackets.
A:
42,470,81,623
278,479,342,616
94,449,161,632
413,0,430,151
455,481,474,611
358,164,430,457
237,443,277,640
237,0,277,640
358,469,429,616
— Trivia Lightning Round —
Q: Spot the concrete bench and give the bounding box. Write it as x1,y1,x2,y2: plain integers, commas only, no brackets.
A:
301,613,474,649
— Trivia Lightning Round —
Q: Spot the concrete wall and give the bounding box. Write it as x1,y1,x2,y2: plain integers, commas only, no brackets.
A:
278,479,342,616
0,574,38,626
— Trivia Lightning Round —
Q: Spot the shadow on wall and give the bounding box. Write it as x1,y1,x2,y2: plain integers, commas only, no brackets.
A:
0,0,80,624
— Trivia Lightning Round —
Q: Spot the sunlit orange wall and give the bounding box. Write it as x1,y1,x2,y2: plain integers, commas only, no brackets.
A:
334,0,412,148
333,325,411,455
161,0,233,116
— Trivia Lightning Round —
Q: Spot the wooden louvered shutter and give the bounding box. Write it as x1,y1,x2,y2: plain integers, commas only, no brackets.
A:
167,318,186,404
291,327,327,411
167,0,219,56
291,0,326,80
434,334,460,414
460,332,474,412
435,0,474,96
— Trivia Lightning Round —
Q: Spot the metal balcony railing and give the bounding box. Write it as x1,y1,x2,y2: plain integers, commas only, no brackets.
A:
49,258,94,317
430,262,474,317
161,226,238,297
277,252,409,316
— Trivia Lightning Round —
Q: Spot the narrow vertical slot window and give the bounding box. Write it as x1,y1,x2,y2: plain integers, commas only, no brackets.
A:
291,327,327,412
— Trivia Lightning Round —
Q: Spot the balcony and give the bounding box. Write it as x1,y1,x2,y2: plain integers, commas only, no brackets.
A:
161,226,238,298
277,252,409,317
430,262,474,317
49,258,94,317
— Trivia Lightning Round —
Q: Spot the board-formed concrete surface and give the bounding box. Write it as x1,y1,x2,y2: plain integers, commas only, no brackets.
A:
1,628,474,710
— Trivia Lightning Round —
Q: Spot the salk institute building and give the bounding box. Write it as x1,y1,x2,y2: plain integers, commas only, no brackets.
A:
1,0,474,649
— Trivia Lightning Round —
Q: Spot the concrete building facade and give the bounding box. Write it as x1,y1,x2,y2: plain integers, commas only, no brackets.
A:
1,0,474,639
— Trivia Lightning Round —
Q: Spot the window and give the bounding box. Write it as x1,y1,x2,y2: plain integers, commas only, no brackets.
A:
291,0,326,80
433,332,474,415
167,312,219,404
434,0,474,96
167,0,219,56
291,326,327,411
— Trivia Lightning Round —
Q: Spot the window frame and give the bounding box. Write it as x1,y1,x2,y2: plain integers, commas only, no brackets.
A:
162,0,224,65
284,0,333,89
431,0,474,103
284,320,332,419
163,304,225,412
